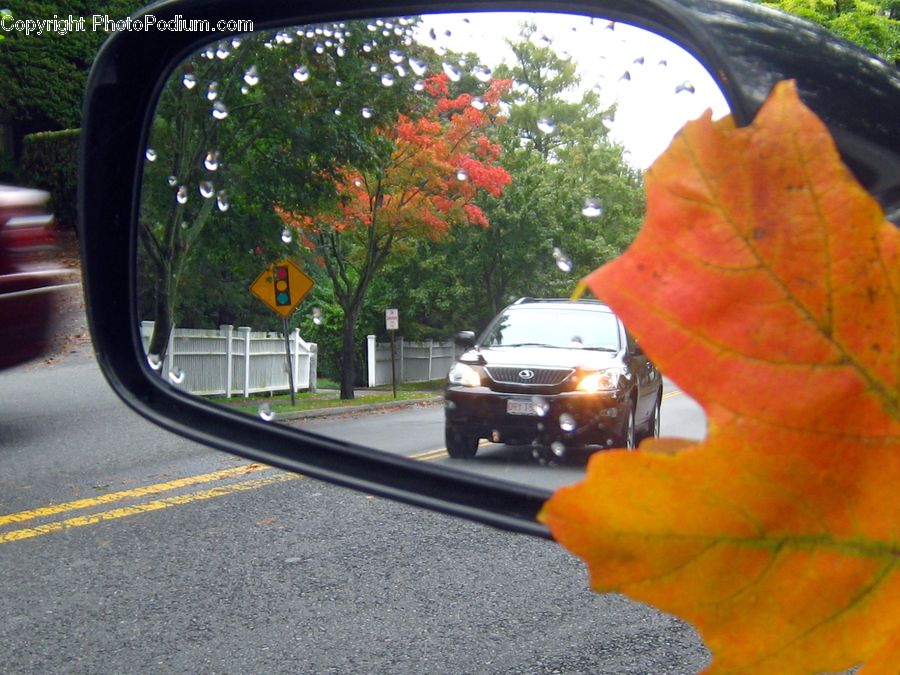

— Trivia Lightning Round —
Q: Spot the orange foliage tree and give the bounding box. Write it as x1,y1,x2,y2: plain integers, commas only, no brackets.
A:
541,81,899,674
277,74,512,398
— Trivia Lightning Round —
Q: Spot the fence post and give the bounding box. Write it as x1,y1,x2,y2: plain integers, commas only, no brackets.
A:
399,337,405,384
366,335,376,387
427,339,434,381
165,324,176,377
291,327,300,393
238,326,251,397
140,321,154,353
309,343,318,393
221,325,234,398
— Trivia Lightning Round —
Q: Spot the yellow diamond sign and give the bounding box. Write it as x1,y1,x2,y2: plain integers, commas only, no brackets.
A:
249,258,314,318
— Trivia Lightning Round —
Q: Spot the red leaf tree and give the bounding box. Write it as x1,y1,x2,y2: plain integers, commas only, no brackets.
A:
277,74,512,398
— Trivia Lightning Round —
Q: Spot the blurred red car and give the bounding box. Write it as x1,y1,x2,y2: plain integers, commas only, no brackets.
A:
0,185,68,370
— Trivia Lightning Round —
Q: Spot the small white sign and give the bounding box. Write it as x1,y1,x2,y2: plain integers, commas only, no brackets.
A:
385,308,399,331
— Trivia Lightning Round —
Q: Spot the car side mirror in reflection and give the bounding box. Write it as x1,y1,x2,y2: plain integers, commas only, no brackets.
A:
79,0,900,537
455,331,476,350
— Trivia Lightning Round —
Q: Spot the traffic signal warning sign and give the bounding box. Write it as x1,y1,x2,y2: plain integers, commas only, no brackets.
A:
249,259,314,318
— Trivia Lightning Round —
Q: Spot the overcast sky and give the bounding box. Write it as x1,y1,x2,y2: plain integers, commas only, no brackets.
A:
417,11,730,168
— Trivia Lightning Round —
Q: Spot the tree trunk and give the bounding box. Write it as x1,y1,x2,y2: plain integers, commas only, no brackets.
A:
147,261,174,362
339,308,358,400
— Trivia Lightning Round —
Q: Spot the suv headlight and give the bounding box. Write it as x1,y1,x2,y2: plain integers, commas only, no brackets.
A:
576,368,624,392
448,362,481,387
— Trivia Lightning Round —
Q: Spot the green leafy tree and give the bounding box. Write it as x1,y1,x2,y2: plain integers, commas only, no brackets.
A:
760,0,900,64
139,19,421,359
0,1,142,135
277,73,513,399
377,24,644,338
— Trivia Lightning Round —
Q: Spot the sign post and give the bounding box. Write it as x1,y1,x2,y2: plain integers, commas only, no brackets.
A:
385,308,399,399
249,259,315,406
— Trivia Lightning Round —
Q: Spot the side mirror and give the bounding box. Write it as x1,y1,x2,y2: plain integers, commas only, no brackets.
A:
455,331,477,350
79,0,900,537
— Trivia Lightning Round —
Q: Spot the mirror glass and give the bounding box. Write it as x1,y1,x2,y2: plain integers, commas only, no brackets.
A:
138,11,727,492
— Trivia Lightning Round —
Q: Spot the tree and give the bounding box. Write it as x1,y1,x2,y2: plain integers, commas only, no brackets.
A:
0,1,143,141
139,18,422,359
277,74,512,398
760,0,900,64
376,24,644,336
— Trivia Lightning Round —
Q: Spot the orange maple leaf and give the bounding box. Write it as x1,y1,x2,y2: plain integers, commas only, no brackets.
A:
539,81,900,674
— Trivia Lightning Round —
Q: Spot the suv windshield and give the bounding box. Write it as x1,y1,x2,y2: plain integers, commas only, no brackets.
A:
481,306,621,351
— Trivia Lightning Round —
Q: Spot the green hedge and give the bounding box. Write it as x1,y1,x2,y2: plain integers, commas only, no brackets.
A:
20,128,80,232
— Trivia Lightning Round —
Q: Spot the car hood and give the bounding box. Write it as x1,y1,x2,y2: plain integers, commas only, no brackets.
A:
465,346,620,370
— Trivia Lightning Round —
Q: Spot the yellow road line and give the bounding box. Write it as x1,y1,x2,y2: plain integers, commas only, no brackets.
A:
4,393,687,543
0,463,271,527
410,448,448,461
0,473,298,544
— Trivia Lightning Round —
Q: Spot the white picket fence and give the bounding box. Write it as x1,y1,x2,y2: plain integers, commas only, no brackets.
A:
141,322,317,397
366,335,460,387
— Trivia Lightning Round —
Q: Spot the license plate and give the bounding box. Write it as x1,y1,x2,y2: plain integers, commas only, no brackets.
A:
507,399,537,416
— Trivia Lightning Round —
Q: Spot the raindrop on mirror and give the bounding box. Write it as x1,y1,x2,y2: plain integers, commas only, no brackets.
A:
581,197,604,218
441,62,461,82
211,101,229,120
531,396,550,417
206,82,219,101
409,57,427,76
552,247,573,273
175,185,188,204
380,73,395,87
472,65,492,82
312,307,323,325
147,353,163,371
181,72,197,89
537,117,556,134
243,65,260,86
559,413,577,432
293,66,310,82
168,368,186,385
199,181,215,199
203,151,221,171
145,148,157,162
282,228,293,243
216,191,230,212
258,403,276,422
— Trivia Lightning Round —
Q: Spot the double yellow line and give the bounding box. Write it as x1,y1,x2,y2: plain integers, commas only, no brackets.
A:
0,452,449,545
2,390,682,544
0,464,297,544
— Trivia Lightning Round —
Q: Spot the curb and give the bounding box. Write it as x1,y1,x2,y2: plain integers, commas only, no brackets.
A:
275,395,443,421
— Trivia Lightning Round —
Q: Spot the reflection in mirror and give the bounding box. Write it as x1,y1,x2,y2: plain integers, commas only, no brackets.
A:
138,12,726,492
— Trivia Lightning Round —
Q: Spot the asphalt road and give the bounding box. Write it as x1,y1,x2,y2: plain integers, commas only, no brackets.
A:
293,382,705,493
0,343,710,673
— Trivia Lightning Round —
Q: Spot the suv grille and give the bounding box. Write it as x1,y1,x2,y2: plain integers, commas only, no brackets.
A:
484,366,574,387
